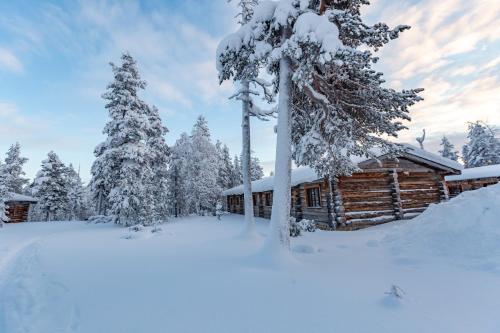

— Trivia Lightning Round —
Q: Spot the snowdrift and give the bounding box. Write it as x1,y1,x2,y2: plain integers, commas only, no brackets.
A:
387,183,500,272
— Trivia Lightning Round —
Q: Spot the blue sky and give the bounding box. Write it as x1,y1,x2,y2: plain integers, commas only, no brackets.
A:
0,0,499,183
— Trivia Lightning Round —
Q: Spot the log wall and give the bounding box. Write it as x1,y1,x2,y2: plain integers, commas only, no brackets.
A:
225,157,456,231
5,202,31,223
446,177,500,198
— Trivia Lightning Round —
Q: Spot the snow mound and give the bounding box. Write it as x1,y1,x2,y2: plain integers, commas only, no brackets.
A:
386,183,500,273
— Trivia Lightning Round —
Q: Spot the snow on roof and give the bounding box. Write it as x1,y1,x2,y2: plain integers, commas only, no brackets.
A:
5,193,38,203
399,144,463,171
445,164,500,182
223,143,463,196
223,166,320,196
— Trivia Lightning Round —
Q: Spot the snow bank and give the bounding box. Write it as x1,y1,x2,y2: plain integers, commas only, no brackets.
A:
387,183,500,272
445,164,500,182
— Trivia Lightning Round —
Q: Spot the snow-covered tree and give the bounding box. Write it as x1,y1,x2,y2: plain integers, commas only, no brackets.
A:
225,0,276,238
218,0,421,251
0,163,9,227
90,52,153,226
462,121,500,168
232,155,243,186
216,142,235,190
31,151,69,221
439,136,459,161
65,164,86,221
2,142,29,194
144,104,170,223
250,156,264,181
186,116,221,215
168,133,191,217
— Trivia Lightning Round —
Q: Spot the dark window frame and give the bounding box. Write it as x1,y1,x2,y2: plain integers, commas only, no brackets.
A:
306,186,321,208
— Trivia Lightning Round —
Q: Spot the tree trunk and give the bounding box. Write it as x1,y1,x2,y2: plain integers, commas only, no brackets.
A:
267,39,293,251
241,80,257,236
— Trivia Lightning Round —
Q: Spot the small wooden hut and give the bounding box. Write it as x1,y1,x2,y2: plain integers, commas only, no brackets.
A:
224,144,462,230
5,193,38,223
445,164,500,198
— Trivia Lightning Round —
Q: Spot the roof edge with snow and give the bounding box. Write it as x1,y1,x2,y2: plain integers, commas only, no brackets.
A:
445,164,500,182
5,192,38,203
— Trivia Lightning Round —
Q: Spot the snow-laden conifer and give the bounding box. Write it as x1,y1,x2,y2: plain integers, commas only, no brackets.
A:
0,163,9,227
217,0,422,250
31,151,69,221
217,143,235,190
439,136,459,161
91,53,153,226
186,116,221,215
66,164,87,221
144,104,170,223
3,142,29,194
462,121,500,168
168,133,191,217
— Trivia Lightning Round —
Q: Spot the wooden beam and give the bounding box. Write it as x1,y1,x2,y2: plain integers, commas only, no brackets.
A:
389,169,404,219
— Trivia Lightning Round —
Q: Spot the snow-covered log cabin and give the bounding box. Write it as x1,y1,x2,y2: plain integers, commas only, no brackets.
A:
223,144,462,230
445,164,500,198
5,193,38,223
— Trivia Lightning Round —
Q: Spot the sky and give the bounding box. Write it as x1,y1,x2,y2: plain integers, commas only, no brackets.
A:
0,0,499,183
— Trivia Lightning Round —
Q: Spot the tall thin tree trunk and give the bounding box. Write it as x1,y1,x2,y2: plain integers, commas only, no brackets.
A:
241,80,257,237
266,44,292,252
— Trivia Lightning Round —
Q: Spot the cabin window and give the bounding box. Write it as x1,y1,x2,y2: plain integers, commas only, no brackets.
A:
306,187,321,207
264,192,272,206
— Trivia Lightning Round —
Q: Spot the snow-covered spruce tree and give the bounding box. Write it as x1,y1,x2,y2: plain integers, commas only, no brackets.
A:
32,151,69,221
232,155,243,186
90,52,152,226
439,136,459,161
144,104,170,223
168,133,191,217
218,0,421,250
462,121,500,168
0,163,9,227
186,116,221,215
250,156,264,180
217,143,235,190
65,164,86,221
3,142,29,194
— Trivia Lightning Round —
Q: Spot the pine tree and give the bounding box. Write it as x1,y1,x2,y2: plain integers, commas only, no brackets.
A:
3,142,29,194
0,163,9,227
218,0,421,251
31,151,69,221
439,136,459,161
90,53,154,226
186,116,221,215
250,156,264,181
228,0,274,238
215,142,234,190
168,133,191,217
462,121,500,168
144,104,170,223
232,155,243,185
66,164,86,220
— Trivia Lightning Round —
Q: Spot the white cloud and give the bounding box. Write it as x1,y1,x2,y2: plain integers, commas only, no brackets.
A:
0,48,23,73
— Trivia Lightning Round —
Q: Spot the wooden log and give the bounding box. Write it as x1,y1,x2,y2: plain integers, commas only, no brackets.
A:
389,169,404,219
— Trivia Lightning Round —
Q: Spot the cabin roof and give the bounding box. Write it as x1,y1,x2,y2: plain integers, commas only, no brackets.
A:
5,192,38,203
445,164,500,182
223,143,462,196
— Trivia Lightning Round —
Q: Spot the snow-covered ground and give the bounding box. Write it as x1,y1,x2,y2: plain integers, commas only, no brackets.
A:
1,185,500,333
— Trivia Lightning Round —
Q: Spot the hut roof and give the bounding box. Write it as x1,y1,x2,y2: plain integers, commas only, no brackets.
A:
5,193,38,203
223,144,462,196
445,164,500,182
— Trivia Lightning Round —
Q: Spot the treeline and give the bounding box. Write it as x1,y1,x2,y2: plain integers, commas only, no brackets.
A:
439,121,500,167
0,53,263,225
